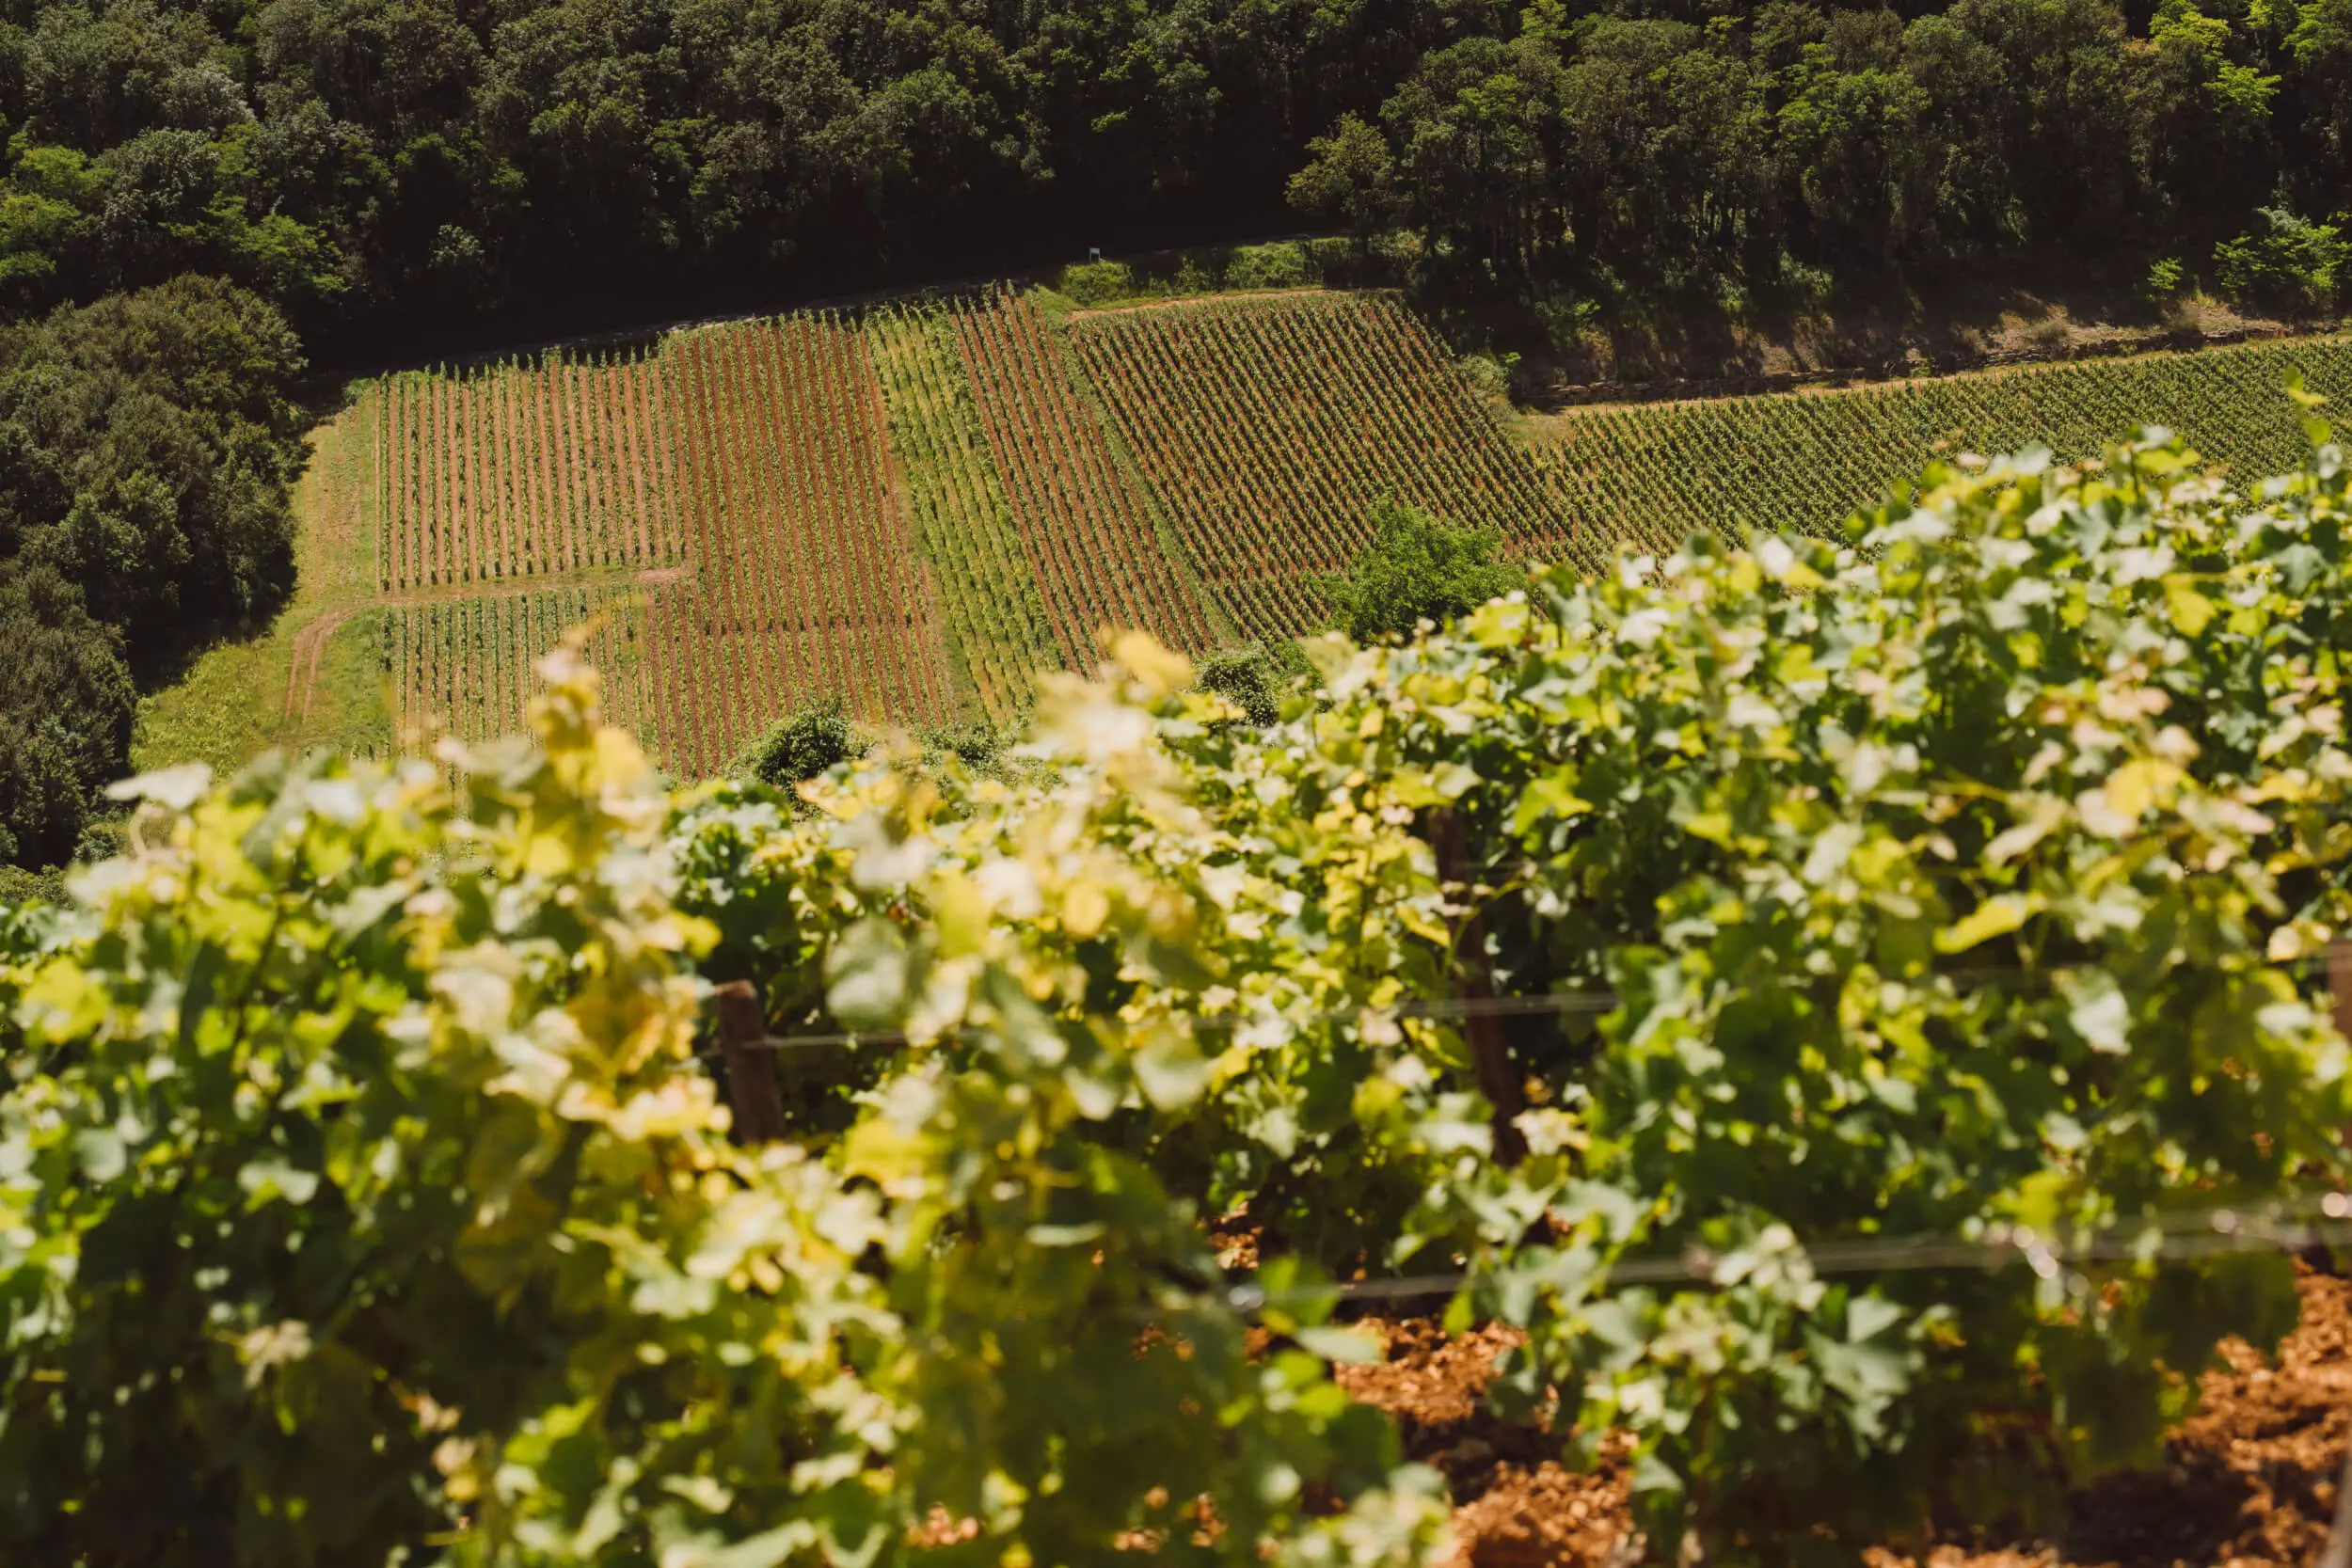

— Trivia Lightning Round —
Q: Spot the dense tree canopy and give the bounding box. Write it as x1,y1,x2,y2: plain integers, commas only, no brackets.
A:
0,275,305,870
1291,0,2352,309
5,0,2346,348
0,0,1507,343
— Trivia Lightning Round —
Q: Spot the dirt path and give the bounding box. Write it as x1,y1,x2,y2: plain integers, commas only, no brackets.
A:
1062,286,1363,322
279,564,691,737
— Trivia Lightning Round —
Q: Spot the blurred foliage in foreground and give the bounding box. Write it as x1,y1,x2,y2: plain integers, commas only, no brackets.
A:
6,419,2352,1565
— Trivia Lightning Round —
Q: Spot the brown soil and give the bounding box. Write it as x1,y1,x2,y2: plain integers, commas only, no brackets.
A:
1338,1270,2352,1566
1062,286,1342,320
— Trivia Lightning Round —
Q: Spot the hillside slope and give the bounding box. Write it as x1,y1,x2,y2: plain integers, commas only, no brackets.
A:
135,299,2352,778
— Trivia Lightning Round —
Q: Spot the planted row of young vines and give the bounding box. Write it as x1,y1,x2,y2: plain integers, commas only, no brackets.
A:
386,585,654,751
950,292,1217,663
658,316,956,775
868,306,1065,724
1534,333,2352,549
1068,293,1580,646
375,347,685,592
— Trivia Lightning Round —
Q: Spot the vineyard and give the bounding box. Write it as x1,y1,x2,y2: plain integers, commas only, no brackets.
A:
368,317,960,771
376,348,686,591
1534,333,2352,547
950,292,1219,661
659,316,955,771
308,295,2352,775
867,306,1065,725
40,435,2352,1568
387,582,657,749
1069,293,1578,645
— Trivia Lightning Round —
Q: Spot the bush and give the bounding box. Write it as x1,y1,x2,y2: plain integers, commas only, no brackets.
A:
1251,429,2352,1558
2213,208,2346,314
1055,259,1136,305
733,699,862,791
1454,349,1519,402
1224,242,1314,291
686,428,2352,1562
1194,641,1311,726
0,639,1446,1566
1314,498,1524,642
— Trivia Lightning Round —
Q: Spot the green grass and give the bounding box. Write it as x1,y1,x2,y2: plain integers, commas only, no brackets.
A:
135,384,389,775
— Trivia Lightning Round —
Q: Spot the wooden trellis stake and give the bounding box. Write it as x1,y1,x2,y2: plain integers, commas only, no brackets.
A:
710,979,786,1146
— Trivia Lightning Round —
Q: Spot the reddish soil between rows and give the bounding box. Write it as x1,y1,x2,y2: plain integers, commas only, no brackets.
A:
1337,1270,2352,1567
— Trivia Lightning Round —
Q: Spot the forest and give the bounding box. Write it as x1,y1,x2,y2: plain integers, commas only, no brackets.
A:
3,0,2349,339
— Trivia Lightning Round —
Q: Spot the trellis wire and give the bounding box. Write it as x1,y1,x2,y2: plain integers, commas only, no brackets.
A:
1213,1194,2352,1315
728,951,2352,1054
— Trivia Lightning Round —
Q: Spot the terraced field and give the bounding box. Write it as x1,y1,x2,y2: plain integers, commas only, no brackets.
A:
162,292,2352,782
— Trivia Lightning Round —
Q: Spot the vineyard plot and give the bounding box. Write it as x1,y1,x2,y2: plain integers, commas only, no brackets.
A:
660,316,955,775
387,583,659,751
372,314,959,771
951,293,1217,662
1069,293,1579,646
377,348,685,592
1533,333,2352,548
870,307,1065,723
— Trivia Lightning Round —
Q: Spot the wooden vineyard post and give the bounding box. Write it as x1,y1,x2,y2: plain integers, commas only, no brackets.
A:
2328,942,2352,1053
711,979,786,1145
1432,807,1527,1167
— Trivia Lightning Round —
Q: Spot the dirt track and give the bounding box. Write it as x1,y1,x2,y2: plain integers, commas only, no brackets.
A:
278,565,690,736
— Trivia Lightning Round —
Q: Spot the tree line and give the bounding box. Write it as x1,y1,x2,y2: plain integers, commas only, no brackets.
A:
1292,0,2352,312
8,0,2347,346
0,278,306,878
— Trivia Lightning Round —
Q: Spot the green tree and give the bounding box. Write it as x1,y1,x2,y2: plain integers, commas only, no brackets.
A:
0,275,304,660
734,699,863,792
0,563,132,869
2213,206,2346,312
1286,112,1400,250
1316,499,1523,644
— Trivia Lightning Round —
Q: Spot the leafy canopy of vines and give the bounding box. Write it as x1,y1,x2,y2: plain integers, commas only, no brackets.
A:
7,418,2352,1563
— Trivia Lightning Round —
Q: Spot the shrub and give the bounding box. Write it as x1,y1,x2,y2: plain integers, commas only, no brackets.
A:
1245,428,2352,1559
1314,498,1524,642
1055,259,1136,305
734,699,861,791
1193,641,1311,725
1224,242,1314,291
1454,349,1519,401
0,639,1447,1566
2213,207,2345,313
